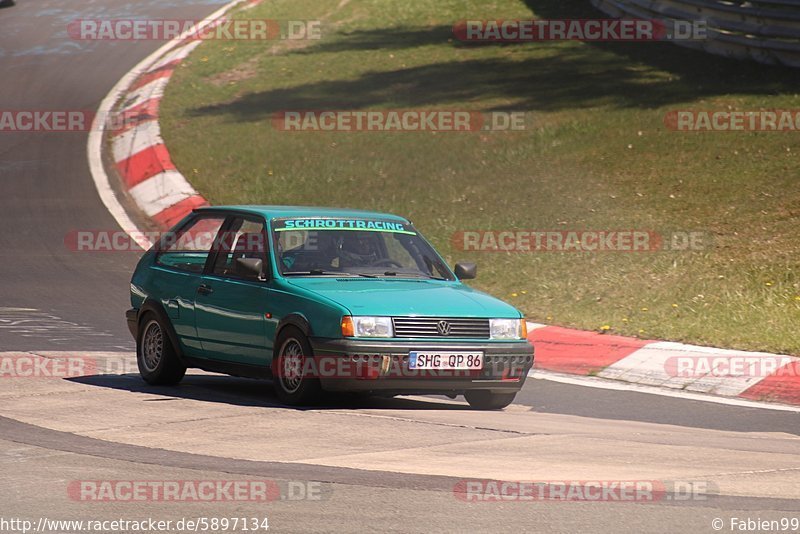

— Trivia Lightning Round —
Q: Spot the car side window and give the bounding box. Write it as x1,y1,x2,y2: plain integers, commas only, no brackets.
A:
211,217,268,281
156,215,226,273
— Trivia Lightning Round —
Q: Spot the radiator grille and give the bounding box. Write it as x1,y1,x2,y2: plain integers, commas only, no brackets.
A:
392,317,490,338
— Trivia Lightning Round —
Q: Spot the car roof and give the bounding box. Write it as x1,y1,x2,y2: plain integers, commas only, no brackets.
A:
195,205,409,223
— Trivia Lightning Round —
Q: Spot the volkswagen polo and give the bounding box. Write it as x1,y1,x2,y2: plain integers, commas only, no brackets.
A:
127,206,534,409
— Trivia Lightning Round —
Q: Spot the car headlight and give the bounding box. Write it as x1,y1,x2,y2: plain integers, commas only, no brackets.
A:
341,316,393,338
490,318,527,340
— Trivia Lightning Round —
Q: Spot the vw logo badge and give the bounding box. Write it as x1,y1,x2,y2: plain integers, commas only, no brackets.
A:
437,320,451,336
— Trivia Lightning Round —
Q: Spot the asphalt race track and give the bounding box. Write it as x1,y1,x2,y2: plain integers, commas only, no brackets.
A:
0,1,798,533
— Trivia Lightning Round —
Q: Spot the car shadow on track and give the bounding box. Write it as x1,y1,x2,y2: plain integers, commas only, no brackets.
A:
67,372,473,411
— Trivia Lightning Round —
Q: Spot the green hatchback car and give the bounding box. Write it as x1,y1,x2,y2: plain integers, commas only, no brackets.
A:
127,206,534,409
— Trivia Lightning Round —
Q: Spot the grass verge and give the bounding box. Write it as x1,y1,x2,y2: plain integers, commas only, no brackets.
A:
160,0,800,354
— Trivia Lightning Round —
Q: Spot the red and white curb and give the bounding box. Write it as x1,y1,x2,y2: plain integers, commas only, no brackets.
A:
527,322,800,407
87,0,255,250
109,40,209,230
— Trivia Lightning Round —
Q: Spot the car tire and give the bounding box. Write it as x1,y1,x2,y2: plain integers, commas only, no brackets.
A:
464,390,516,410
136,312,186,385
272,327,322,406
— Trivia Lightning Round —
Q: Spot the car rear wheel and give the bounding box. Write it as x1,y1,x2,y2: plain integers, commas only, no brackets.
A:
137,312,186,385
464,390,516,410
272,327,322,406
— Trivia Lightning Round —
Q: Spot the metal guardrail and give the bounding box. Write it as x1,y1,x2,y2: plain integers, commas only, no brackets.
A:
590,0,800,67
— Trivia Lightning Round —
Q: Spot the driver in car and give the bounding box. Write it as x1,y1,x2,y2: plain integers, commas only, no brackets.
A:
336,232,379,268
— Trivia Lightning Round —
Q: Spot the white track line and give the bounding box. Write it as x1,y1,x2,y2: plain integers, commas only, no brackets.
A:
87,0,246,251
529,369,800,413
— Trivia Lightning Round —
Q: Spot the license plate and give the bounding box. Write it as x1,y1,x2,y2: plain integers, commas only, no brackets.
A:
408,351,484,370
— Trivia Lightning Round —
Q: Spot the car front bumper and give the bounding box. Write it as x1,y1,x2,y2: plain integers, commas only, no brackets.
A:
309,338,534,394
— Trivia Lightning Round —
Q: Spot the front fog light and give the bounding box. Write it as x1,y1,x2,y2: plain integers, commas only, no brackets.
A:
490,318,524,340
345,316,394,338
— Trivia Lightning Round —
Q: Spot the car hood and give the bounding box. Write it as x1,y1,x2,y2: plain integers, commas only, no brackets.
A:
284,278,521,317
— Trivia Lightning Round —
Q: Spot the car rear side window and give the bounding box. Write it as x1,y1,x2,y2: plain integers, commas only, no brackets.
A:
156,215,226,273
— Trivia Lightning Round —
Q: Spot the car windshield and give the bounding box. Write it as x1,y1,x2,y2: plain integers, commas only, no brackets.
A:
271,218,454,280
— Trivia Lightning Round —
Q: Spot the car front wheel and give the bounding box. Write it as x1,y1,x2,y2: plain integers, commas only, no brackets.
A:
137,312,186,385
272,327,322,406
464,390,516,410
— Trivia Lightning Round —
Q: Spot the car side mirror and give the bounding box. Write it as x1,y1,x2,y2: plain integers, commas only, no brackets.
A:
454,262,477,280
236,257,264,279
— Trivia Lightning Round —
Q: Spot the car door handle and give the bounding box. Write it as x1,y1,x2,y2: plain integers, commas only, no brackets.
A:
197,284,214,295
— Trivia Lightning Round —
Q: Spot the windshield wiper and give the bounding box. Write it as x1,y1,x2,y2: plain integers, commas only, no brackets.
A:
283,270,379,278
416,274,448,280
369,271,448,280
283,270,349,276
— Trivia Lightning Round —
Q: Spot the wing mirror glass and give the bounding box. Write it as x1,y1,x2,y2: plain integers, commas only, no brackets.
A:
454,261,477,280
